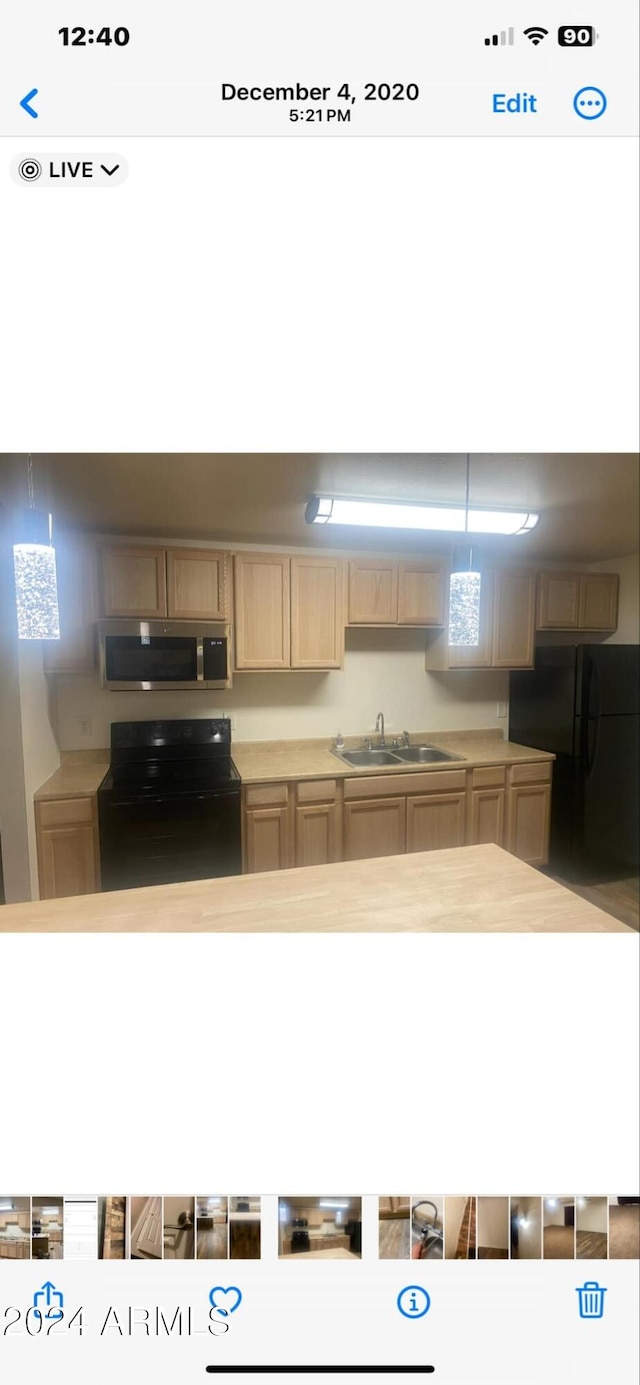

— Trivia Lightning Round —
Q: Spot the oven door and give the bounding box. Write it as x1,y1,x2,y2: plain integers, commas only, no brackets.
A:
99,621,230,689
99,787,242,892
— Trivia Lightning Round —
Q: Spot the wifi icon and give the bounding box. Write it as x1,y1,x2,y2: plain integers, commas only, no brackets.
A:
524,26,549,45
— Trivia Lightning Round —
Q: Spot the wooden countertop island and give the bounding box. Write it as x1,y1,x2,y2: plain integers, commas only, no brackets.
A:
0,845,632,933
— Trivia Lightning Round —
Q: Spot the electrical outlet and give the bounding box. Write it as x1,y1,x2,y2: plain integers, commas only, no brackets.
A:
496,701,507,719
77,715,92,737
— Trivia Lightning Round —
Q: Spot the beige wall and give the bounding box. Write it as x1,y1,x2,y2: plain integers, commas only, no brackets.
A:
544,1198,573,1227
576,1198,608,1234
17,644,60,898
590,552,640,644
477,1197,509,1250
511,1197,541,1258
444,1197,468,1257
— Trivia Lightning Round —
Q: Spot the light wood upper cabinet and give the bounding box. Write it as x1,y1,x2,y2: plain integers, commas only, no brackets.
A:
290,556,345,668
492,569,535,668
537,570,618,631
166,549,229,620
101,545,167,618
578,572,619,630
348,559,398,624
348,558,444,626
44,535,98,673
397,562,445,626
233,553,291,669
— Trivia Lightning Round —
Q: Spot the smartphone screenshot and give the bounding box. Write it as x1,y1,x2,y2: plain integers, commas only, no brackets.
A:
0,4,638,1383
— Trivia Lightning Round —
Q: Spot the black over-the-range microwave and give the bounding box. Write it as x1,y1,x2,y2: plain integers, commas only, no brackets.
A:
98,620,232,690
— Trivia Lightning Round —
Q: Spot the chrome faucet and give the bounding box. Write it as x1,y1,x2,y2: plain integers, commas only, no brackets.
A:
375,711,386,747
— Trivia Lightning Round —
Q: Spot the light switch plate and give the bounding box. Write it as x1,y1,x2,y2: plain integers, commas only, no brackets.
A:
496,701,507,718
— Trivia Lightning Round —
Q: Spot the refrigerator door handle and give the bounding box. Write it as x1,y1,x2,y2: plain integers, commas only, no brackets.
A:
586,717,600,779
587,656,600,722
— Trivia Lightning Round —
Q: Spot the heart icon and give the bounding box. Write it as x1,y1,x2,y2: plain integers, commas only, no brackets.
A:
209,1285,243,1314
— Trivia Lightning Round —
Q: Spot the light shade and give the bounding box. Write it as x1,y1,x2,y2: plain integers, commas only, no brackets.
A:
13,509,60,640
305,495,539,536
449,566,482,647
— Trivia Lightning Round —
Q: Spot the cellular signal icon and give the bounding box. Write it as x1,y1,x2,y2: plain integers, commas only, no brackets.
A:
485,28,515,46
524,26,549,44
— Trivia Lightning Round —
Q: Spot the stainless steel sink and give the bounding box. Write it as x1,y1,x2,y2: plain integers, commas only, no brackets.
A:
332,744,465,768
392,745,464,764
335,748,403,767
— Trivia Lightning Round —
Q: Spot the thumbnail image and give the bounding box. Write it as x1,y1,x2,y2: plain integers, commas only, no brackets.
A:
279,1197,361,1259
543,1197,575,1259
609,1196,640,1259
0,1197,30,1260
196,1196,229,1259
378,1196,410,1259
576,1197,608,1259
445,1197,476,1259
130,1196,162,1260
163,1197,195,1259
411,1197,444,1260
229,1197,261,1259
477,1197,509,1259
31,1196,64,1260
509,1197,542,1259
98,1196,128,1259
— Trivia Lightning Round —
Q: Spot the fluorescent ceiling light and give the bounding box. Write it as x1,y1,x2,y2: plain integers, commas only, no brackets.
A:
305,495,539,536
318,1200,350,1209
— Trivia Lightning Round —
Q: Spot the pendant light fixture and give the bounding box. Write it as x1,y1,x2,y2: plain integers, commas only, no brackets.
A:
448,455,481,647
12,455,61,640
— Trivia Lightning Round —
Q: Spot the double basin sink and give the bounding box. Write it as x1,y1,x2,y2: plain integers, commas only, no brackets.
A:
332,744,465,768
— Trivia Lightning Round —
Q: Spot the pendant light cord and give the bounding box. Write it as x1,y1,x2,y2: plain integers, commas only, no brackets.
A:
27,454,34,509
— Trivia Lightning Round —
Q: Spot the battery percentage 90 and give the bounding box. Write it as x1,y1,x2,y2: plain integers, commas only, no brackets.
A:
558,26,598,46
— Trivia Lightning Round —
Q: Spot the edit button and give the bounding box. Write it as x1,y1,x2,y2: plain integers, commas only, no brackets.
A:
493,92,539,114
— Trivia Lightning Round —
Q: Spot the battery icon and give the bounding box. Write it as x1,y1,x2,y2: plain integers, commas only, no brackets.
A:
558,26,598,46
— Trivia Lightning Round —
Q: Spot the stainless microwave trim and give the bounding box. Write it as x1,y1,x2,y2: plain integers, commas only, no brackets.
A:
98,619,232,690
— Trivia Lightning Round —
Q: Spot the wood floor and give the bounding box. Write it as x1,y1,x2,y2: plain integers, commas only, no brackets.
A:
548,870,640,932
478,1247,509,1259
379,1220,410,1259
609,1204,640,1259
197,1225,228,1259
576,1230,608,1259
543,1226,575,1258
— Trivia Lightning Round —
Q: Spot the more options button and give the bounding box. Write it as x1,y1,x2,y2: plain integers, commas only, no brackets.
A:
11,154,128,186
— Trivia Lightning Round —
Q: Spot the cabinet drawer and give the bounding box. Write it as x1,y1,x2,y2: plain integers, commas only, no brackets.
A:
244,783,288,808
344,769,467,799
296,779,338,803
471,765,506,789
37,796,95,828
509,761,552,786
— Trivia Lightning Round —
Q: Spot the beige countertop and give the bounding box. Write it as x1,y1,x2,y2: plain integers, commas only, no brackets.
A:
280,1248,358,1260
1,844,630,934
33,730,553,800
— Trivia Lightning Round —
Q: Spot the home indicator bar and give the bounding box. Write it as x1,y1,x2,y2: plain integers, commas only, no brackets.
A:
205,1370,435,1376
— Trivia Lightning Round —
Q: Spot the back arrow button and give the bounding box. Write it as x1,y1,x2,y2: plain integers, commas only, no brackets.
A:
20,88,39,118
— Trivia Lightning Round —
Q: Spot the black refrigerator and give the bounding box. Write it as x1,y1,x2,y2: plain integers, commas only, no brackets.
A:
509,644,640,877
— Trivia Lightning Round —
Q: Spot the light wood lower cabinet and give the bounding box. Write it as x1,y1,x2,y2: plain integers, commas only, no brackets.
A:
295,803,341,867
35,796,100,899
406,792,467,852
343,797,406,861
244,806,292,873
469,788,506,847
505,763,552,865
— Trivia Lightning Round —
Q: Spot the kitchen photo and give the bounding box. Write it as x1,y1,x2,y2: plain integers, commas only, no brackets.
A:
0,1197,31,1260
196,1196,229,1259
0,453,638,935
31,1196,64,1260
278,1197,362,1259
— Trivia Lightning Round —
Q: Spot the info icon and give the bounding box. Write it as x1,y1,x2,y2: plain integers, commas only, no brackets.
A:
397,1285,431,1319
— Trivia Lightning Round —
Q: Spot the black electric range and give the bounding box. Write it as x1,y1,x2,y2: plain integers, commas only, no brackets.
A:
98,718,242,893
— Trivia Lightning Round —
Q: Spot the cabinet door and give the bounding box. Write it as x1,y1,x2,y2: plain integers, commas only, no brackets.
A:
44,535,98,673
166,549,229,620
506,783,551,865
578,573,619,631
348,560,398,624
397,562,445,626
536,572,580,629
295,803,341,867
37,823,99,899
469,788,505,846
101,545,167,618
406,792,467,853
343,797,406,861
244,807,292,872
234,554,290,669
448,567,495,668
492,570,535,669
290,556,344,668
